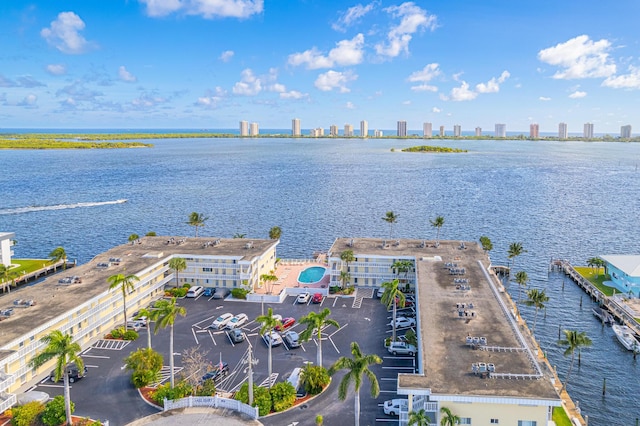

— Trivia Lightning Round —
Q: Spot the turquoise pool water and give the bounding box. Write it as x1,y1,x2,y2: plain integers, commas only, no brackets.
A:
298,266,326,284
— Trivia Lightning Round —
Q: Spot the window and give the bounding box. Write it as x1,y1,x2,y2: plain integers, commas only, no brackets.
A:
518,422,537,426
459,418,471,425
203,267,212,272
491,420,499,424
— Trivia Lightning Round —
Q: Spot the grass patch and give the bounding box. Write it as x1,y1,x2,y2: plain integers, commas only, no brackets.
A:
400,145,467,153
574,266,616,296
552,406,572,426
8,259,51,275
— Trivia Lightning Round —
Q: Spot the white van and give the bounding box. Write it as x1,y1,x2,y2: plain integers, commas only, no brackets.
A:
186,285,204,298
287,367,306,398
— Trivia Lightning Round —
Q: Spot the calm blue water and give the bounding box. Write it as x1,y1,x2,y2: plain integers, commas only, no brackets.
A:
2,137,640,424
298,266,327,283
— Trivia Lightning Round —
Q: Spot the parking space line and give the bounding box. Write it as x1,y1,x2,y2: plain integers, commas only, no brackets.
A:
375,418,398,422
192,328,199,345
85,365,99,368
380,378,397,381
226,332,235,347
379,389,398,394
82,354,110,359
332,297,338,307
382,366,415,370
208,330,217,346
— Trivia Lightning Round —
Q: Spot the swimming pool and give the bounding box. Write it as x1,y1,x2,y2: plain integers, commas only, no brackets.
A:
298,266,327,284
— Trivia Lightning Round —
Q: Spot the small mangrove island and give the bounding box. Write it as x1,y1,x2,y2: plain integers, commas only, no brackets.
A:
400,145,468,153
0,134,154,150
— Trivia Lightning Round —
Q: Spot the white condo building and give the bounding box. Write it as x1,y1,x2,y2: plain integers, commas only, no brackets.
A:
621,125,632,138
360,120,368,138
329,125,338,137
249,122,259,136
292,118,301,136
397,121,407,137
558,122,568,139
475,127,482,137
453,125,461,137
423,122,432,138
239,120,249,136
374,130,384,138
344,124,354,137
0,232,15,267
495,124,506,138
439,126,445,137
584,123,594,139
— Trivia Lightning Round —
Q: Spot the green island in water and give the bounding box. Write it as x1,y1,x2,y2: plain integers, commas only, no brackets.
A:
0,134,155,149
400,145,468,153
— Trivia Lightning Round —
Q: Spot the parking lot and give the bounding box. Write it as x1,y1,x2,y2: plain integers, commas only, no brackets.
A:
29,289,418,425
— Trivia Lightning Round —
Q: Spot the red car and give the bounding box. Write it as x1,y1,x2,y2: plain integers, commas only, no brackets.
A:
275,317,295,331
312,293,323,304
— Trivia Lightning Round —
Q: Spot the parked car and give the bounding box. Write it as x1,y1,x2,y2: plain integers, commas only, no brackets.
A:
202,361,229,383
272,314,283,322
389,317,416,329
388,341,417,356
213,288,230,299
376,287,385,298
127,316,147,329
210,313,234,329
311,293,323,303
228,328,245,343
186,285,204,298
296,292,311,304
225,313,248,330
262,331,283,347
383,399,408,416
283,330,301,348
275,317,295,331
203,287,214,297
50,363,87,383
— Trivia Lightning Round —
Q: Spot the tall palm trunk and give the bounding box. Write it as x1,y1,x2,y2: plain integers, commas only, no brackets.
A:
122,292,128,329
169,324,175,388
354,389,361,426
563,353,575,392
268,341,273,388
317,328,323,367
146,318,152,349
64,372,73,425
532,309,539,335
392,301,397,342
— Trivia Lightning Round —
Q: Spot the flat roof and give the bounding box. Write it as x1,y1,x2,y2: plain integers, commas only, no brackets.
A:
0,236,275,348
600,255,640,277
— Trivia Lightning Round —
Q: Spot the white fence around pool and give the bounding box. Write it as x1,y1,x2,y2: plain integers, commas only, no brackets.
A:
164,395,259,419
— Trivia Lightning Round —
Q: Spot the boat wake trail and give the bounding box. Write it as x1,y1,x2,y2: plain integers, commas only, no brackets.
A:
0,199,127,215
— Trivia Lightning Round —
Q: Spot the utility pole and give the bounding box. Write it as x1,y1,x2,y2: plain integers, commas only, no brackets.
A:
248,345,254,405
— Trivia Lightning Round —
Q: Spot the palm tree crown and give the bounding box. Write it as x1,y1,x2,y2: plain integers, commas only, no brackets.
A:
299,308,340,368
380,279,405,342
187,212,208,237
269,226,282,240
108,272,140,329
558,329,592,392
524,288,549,335
507,242,527,272
440,406,461,426
430,215,445,245
408,408,432,426
514,270,529,303
49,246,68,269
382,211,398,239
168,257,187,288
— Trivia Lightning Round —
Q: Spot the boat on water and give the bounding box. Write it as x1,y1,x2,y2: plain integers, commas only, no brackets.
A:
612,324,640,352
592,306,614,325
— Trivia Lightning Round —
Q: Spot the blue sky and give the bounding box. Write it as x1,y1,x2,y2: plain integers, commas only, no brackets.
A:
1,0,640,133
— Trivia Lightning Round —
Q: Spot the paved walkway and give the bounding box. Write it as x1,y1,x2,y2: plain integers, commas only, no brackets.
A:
125,407,263,426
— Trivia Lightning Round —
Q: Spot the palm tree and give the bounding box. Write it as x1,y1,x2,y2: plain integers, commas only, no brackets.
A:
382,211,398,239
381,279,405,342
128,233,139,244
439,406,460,426
507,242,527,275
233,233,246,238
186,211,208,237
408,408,432,426
256,307,282,388
260,272,278,295
153,297,186,388
30,330,83,426
269,226,282,240
0,265,17,293
299,308,340,368
524,288,549,335
49,246,67,270
168,257,187,288
392,260,414,291
135,307,154,349
107,272,140,330
430,215,445,246
339,271,351,288
328,342,382,426
340,250,355,288
558,330,592,392
514,270,528,303
479,236,493,255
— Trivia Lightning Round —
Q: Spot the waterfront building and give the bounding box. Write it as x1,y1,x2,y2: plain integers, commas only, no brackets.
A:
495,123,507,138
621,125,632,139
423,122,432,138
360,120,369,138
374,129,384,138
584,123,594,139
530,123,539,138
475,127,482,137
559,122,568,139
598,255,640,297
397,121,407,137
0,232,15,267
310,128,324,137
292,118,301,136
439,125,445,137
453,125,461,137
344,124,354,137
249,122,259,136
329,125,338,137
0,236,278,408
239,120,249,136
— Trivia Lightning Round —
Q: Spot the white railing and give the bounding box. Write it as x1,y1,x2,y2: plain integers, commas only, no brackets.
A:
0,393,16,413
164,395,259,419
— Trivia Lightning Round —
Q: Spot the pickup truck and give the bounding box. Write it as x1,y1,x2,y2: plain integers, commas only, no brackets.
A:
387,341,417,356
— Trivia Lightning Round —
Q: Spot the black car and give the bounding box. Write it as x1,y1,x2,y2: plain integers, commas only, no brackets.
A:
50,363,87,383
202,362,229,383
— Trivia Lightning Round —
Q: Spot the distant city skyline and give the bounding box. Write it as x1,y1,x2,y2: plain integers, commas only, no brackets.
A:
2,1,640,131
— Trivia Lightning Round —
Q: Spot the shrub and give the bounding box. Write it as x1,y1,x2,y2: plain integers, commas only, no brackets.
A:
231,288,249,299
151,381,193,406
110,327,125,339
341,286,355,295
42,395,74,426
75,418,103,426
132,370,160,388
329,286,340,294
123,330,139,340
182,283,191,289
11,401,44,426
270,382,296,412
301,365,330,395
316,415,323,426
404,329,417,346
167,287,188,298
235,383,272,416
195,378,216,396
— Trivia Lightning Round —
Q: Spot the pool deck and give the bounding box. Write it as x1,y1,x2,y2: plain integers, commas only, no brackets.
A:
252,256,329,295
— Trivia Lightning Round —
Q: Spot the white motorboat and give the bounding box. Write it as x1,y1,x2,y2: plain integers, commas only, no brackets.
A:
592,306,614,325
612,324,640,352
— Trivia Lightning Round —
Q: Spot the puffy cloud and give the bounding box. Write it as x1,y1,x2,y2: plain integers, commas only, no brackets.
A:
118,66,137,83
375,2,437,58
475,70,510,93
46,64,67,75
314,70,357,92
269,83,286,93
569,90,587,98
602,65,640,89
233,68,262,95
138,0,263,19
41,12,94,54
402,100,411,105
539,96,551,101
345,101,355,109
408,63,440,91
332,2,377,32
538,35,616,79
288,34,364,69
219,50,234,62
432,107,441,113
441,81,477,101
280,90,307,100
196,87,227,108
0,74,45,88
18,94,38,108
411,84,437,92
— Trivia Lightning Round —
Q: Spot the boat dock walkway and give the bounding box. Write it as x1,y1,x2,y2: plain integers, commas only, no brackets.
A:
1,260,72,293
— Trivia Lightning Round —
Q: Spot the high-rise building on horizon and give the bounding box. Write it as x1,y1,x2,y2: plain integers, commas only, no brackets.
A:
423,122,432,138
475,127,482,137
495,123,506,138
397,120,407,137
249,122,259,136
529,123,539,138
374,129,383,138
360,120,368,138
329,125,338,137
621,125,632,138
310,128,324,137
453,125,461,137
584,122,594,139
344,124,354,137
239,120,249,136
292,118,301,136
558,122,568,139
439,125,445,137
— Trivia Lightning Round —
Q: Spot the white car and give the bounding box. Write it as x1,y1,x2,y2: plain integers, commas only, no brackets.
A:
389,317,416,329
210,313,234,329
225,313,248,330
388,341,417,356
296,292,311,304
383,399,408,416
127,316,147,329
262,331,283,347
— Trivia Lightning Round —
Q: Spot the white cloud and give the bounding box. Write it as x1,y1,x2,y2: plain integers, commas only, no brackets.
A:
139,0,263,19
475,70,510,93
196,87,227,108
46,64,67,75
131,92,168,109
232,68,262,95
537,35,616,79
332,2,376,32
375,2,437,58
314,70,357,92
41,12,94,54
602,65,640,89
118,66,137,83
269,83,286,93
288,34,365,69
18,94,38,108
345,101,355,109
408,63,440,91
411,84,438,92
280,90,307,100
442,81,477,101
432,107,441,113
219,50,234,62
402,100,411,105
539,96,551,101
569,90,587,98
